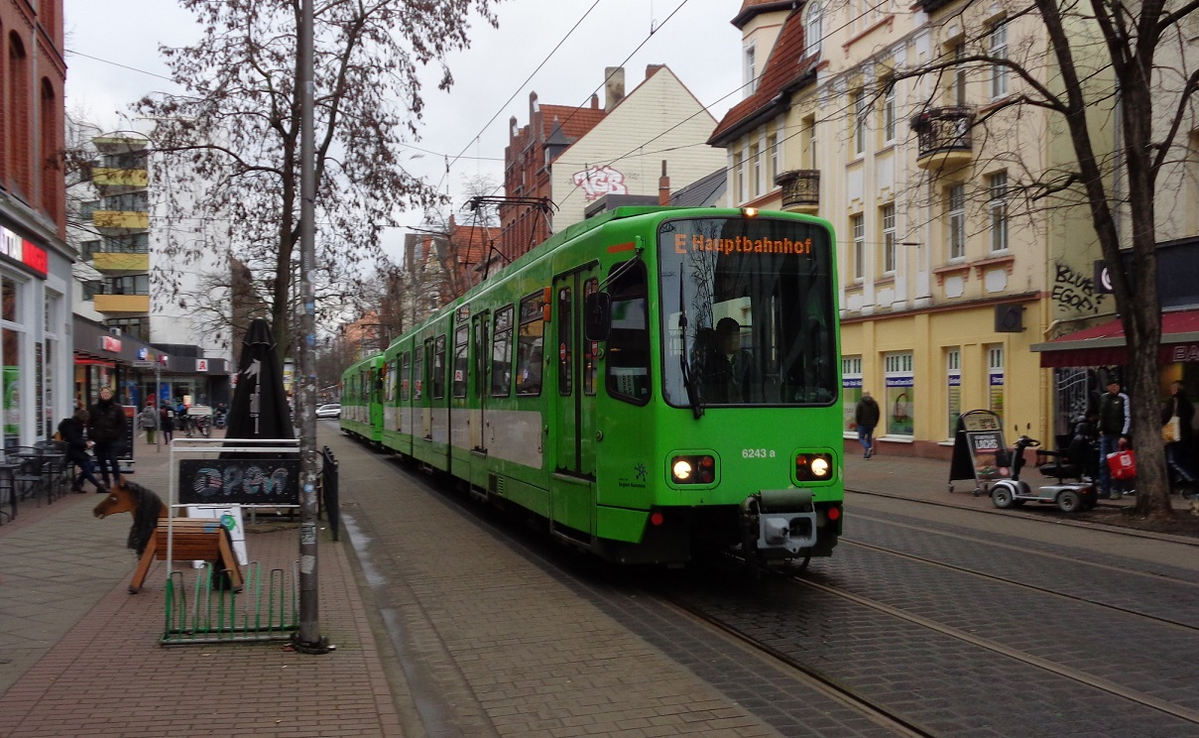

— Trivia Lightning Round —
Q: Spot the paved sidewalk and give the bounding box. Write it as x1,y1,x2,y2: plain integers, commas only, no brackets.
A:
0,433,399,738
1,429,1186,738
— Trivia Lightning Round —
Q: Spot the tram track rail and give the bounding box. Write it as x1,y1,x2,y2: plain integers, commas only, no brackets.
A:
658,581,938,738
846,485,1199,548
780,568,1199,729
840,536,1199,632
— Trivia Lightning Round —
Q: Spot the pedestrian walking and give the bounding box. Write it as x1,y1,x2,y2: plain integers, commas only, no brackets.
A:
86,387,127,489
139,401,158,444
58,409,106,493
160,402,176,444
855,391,881,458
1162,381,1197,484
1097,380,1131,499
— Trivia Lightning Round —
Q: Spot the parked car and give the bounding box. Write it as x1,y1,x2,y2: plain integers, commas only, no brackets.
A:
316,403,341,419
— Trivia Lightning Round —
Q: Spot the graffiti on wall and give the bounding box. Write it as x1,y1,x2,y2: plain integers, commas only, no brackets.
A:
572,165,628,201
1051,261,1106,314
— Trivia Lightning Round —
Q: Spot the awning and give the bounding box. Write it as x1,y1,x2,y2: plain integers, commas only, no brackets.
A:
1031,309,1199,367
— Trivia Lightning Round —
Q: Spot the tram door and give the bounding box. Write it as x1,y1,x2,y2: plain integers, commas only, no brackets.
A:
552,269,599,478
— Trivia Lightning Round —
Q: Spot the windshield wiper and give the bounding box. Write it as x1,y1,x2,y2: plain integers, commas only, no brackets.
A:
678,272,704,419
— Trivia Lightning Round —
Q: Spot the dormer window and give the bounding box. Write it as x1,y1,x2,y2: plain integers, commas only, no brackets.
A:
803,0,823,58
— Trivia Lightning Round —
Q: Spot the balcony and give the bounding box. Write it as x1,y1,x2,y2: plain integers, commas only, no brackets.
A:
92,210,149,231
912,107,974,170
93,252,150,272
92,167,148,191
94,293,150,314
776,169,820,214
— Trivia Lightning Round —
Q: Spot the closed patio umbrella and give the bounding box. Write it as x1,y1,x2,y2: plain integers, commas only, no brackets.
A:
226,318,294,442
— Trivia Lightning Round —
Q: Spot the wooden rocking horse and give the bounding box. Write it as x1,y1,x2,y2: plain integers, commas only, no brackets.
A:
93,478,242,594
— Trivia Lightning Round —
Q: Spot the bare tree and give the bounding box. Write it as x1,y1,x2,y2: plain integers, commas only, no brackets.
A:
897,0,1199,518
135,0,499,364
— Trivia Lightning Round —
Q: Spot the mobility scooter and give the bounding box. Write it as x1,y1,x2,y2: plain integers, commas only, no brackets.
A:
989,424,1100,512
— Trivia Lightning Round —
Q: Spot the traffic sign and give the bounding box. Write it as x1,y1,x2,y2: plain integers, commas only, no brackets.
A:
132,360,154,369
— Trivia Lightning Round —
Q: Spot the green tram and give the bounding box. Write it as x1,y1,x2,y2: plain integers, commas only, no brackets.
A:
342,206,843,565
340,354,383,444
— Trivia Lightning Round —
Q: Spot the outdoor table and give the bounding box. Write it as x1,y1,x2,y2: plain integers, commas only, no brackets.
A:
0,457,19,523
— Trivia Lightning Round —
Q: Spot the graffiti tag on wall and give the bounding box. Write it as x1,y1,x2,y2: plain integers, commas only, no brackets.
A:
178,458,300,504
572,165,628,201
1052,261,1106,313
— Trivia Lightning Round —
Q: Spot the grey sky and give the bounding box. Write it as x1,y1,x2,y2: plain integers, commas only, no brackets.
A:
62,0,744,258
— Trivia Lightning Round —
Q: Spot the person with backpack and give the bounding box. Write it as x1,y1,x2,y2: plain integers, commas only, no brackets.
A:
160,401,176,444
855,391,881,459
58,409,106,493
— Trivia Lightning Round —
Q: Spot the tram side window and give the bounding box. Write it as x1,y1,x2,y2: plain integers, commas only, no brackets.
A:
558,286,572,396
491,306,513,397
516,292,545,397
414,345,424,400
453,325,469,398
606,261,651,404
584,278,598,396
473,317,489,399
401,352,410,401
433,335,447,399
386,359,397,403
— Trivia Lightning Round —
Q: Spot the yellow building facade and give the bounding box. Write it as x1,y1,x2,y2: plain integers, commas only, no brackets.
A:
712,0,1114,457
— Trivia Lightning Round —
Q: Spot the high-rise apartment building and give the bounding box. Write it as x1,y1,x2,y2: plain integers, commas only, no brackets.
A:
70,133,232,409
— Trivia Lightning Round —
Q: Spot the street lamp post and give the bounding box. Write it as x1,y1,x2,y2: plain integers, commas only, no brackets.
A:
294,0,329,653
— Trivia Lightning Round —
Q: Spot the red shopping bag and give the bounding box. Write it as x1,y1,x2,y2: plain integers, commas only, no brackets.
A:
1107,449,1137,480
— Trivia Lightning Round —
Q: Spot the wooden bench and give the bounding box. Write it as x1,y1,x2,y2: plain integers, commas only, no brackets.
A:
129,518,243,594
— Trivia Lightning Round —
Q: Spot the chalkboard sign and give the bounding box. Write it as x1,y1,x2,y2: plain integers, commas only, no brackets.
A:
178,457,300,505
119,405,136,461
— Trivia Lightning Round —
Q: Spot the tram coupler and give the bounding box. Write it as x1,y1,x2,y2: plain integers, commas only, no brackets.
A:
742,488,818,556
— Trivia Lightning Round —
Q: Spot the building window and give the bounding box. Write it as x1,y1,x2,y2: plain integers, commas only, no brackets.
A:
988,345,1005,425
750,142,761,198
843,356,863,435
767,133,779,183
851,213,865,280
884,352,914,437
948,184,966,260
953,42,967,106
946,348,961,439
853,91,867,156
883,82,896,143
882,203,896,274
743,43,757,95
988,172,1008,252
734,151,745,204
990,22,1008,100
803,0,823,58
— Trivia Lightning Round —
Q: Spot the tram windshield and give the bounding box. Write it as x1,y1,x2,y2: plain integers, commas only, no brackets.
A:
659,216,837,409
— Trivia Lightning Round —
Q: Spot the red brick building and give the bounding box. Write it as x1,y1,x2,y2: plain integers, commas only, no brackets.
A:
0,0,74,445
501,91,606,262
1,0,65,228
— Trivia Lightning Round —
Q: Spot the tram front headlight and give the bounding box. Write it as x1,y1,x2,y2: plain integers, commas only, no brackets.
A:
672,459,693,481
795,453,834,482
671,455,716,484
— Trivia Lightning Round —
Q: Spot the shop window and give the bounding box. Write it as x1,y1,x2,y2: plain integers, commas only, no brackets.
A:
884,352,914,436
842,356,863,434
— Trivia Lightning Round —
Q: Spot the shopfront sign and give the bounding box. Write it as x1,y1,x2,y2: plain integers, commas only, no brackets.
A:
0,225,47,278
196,359,209,372
102,335,122,352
